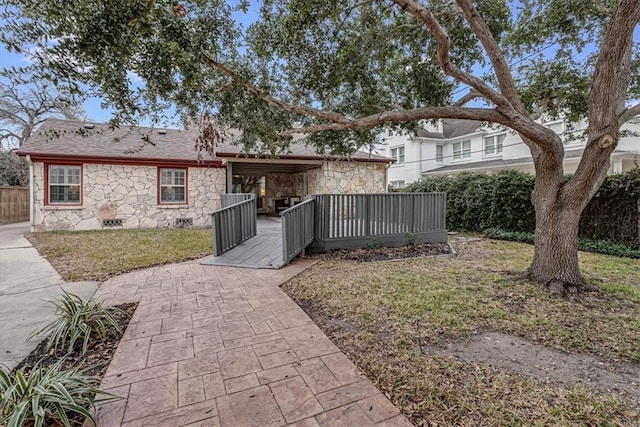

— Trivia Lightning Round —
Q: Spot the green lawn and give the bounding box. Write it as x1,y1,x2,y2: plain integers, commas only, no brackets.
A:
27,229,639,425
27,228,212,281
282,239,640,426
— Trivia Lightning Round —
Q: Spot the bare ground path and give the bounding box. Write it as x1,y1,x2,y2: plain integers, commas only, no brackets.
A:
90,258,412,426
426,331,639,406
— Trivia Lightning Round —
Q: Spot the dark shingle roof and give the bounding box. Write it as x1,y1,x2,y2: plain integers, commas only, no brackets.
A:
18,119,392,163
416,128,445,139
416,119,483,140
19,119,209,162
443,119,483,138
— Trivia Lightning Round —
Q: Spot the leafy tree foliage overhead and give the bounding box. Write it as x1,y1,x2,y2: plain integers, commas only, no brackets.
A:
2,0,636,153
2,0,639,296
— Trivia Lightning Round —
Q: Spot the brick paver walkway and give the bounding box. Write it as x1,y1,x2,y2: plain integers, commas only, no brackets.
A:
90,258,412,427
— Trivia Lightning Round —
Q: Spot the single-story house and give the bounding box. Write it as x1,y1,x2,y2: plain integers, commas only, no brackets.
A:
17,119,392,231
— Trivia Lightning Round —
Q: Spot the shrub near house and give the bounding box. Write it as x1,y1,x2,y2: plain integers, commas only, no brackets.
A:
408,168,640,250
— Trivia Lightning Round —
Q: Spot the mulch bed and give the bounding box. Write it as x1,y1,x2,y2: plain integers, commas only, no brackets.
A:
10,302,136,426
14,302,136,377
317,242,452,262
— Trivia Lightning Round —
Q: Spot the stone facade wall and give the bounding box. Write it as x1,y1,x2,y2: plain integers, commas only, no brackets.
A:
266,172,304,211
308,161,387,194
32,163,225,231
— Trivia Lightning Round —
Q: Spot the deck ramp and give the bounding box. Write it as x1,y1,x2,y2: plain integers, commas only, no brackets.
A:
202,217,284,269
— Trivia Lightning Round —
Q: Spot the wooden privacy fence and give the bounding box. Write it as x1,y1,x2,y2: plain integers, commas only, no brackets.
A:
0,186,29,224
211,197,257,256
221,193,254,208
310,193,447,252
281,198,315,265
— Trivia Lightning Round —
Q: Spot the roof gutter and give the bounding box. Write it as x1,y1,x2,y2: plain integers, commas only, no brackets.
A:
16,152,225,168
25,155,34,229
214,152,393,164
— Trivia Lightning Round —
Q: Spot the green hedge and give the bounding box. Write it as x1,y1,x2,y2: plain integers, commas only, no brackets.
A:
407,168,640,249
579,168,640,248
407,170,535,232
484,229,640,259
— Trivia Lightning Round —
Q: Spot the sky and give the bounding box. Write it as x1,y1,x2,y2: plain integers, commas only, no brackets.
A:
0,43,115,123
0,1,260,126
0,2,638,128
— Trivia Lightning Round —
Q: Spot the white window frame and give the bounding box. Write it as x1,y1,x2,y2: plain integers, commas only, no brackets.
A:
484,134,505,157
390,180,405,189
453,140,471,160
159,168,187,204
436,145,444,163
48,165,81,205
390,146,405,163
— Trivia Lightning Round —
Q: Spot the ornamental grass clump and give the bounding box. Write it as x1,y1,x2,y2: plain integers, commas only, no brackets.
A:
0,362,118,427
30,291,122,355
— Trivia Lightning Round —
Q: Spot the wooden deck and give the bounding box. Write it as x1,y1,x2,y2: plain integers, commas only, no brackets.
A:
202,217,284,269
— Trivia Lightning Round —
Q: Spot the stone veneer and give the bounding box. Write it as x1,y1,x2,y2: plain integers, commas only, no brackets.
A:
265,172,305,211
264,162,386,212
32,163,226,231
309,161,386,194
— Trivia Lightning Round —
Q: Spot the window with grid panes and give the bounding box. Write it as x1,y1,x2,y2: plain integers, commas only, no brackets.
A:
159,168,186,203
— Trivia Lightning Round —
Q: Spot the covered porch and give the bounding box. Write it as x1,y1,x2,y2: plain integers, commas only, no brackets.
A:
225,158,322,215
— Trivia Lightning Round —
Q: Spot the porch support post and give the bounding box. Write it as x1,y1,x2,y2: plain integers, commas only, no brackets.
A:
226,162,233,193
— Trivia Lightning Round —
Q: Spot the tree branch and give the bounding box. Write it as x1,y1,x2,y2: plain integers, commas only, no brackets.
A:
568,0,640,207
455,0,526,114
0,129,21,140
201,53,352,125
588,0,640,124
283,106,507,135
619,103,640,124
202,52,553,145
592,0,614,15
453,90,482,107
390,0,518,118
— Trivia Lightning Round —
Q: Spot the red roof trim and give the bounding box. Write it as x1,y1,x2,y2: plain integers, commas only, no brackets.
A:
214,152,393,164
18,150,392,166
18,152,225,168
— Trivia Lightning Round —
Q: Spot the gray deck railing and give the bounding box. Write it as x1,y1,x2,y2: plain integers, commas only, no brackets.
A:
221,193,254,208
211,197,257,256
311,193,447,251
280,198,315,265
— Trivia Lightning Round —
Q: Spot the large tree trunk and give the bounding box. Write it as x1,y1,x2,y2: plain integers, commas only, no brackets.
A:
524,149,604,300
520,0,639,300
526,197,593,299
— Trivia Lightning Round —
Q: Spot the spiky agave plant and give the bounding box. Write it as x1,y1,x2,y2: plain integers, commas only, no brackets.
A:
30,291,122,355
0,362,120,427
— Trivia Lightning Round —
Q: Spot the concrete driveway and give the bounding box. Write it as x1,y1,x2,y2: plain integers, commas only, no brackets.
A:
0,222,98,371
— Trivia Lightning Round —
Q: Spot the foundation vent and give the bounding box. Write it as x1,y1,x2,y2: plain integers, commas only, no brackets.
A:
175,218,193,228
101,218,124,227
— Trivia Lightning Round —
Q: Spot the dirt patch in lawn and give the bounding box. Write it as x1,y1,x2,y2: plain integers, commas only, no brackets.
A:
316,241,452,262
298,299,640,414
283,239,639,424
424,330,640,406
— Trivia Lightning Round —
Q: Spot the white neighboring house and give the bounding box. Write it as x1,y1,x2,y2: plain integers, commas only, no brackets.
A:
384,117,640,188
